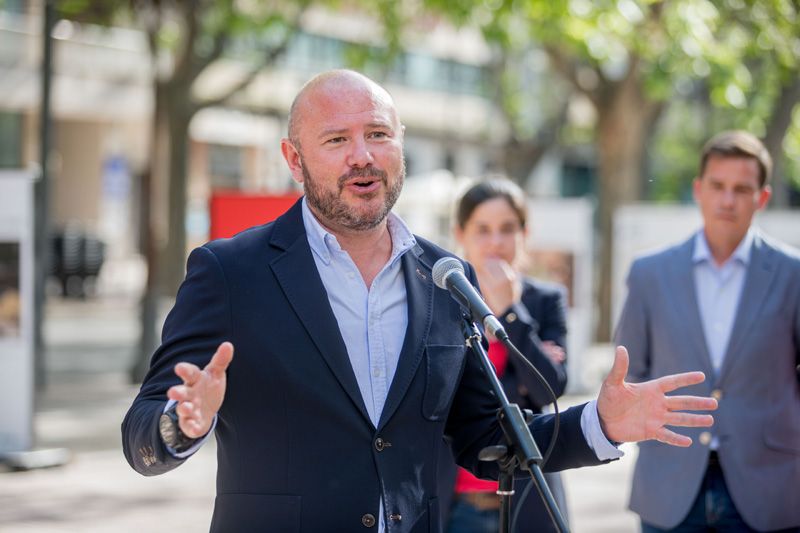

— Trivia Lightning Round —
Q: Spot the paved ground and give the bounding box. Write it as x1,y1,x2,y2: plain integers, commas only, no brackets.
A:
0,296,640,532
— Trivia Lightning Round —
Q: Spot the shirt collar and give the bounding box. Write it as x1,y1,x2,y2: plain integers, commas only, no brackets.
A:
693,228,754,267
301,197,416,266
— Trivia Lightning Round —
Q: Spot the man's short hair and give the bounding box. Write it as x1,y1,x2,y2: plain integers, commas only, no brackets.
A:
699,130,772,188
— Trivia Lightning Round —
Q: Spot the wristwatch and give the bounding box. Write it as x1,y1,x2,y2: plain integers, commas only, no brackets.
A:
158,404,200,453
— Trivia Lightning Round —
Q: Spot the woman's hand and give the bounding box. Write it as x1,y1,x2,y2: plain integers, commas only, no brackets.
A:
475,257,522,315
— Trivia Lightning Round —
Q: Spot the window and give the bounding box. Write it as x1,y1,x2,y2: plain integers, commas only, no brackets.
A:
208,144,242,190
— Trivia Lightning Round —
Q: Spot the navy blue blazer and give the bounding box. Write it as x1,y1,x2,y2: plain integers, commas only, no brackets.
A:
498,277,569,412
122,199,601,532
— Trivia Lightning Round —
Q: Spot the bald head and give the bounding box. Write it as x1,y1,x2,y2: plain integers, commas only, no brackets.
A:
279,69,406,234
287,69,398,145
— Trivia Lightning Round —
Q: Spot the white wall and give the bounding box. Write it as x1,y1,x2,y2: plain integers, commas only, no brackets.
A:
0,171,34,453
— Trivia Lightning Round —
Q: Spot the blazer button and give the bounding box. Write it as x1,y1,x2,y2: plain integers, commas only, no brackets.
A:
361,513,376,527
699,431,712,446
506,312,517,323
374,437,391,452
711,389,723,401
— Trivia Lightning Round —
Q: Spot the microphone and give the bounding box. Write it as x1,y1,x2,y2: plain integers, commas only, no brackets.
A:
432,257,508,340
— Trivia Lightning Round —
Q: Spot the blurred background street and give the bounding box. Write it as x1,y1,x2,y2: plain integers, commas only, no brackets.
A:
0,295,639,533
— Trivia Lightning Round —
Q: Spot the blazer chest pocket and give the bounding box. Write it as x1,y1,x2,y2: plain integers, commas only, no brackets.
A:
422,344,466,421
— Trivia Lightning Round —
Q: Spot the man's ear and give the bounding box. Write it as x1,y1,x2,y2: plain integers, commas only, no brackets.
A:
280,138,304,184
757,184,772,210
692,177,702,204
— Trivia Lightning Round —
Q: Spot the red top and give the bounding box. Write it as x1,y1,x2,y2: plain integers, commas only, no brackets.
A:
453,340,508,493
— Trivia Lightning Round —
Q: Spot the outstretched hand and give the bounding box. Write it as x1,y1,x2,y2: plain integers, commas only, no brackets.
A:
166,342,234,438
598,346,717,447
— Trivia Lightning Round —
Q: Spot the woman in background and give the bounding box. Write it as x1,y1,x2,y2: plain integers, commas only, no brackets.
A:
441,178,570,533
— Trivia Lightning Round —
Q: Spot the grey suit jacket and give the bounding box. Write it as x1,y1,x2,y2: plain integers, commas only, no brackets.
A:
615,231,800,531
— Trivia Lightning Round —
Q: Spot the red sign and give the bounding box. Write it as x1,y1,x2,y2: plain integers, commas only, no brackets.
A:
209,190,301,240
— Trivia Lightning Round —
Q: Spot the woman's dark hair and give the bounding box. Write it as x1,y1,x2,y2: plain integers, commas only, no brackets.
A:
455,178,527,229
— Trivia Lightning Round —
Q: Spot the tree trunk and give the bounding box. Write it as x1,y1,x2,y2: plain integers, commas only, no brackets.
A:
131,79,169,382
161,85,195,297
594,74,663,342
501,103,569,185
503,140,548,184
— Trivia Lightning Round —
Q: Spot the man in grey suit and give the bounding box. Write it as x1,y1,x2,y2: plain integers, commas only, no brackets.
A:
615,130,800,533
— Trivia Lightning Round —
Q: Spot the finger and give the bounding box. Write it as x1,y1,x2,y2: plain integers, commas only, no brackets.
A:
665,396,718,411
180,416,208,439
175,401,197,419
542,341,565,353
166,385,192,402
174,362,202,386
664,412,714,428
605,346,630,386
656,371,706,393
655,428,693,447
183,419,206,438
206,342,234,378
497,260,516,280
483,259,510,282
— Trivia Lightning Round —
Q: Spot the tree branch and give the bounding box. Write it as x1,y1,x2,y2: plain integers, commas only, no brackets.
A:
544,45,601,108
174,0,202,83
193,3,309,112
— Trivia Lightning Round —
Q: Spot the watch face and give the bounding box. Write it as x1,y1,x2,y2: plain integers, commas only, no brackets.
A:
159,413,178,446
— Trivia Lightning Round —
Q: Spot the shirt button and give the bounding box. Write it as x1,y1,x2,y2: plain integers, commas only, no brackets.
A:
389,513,402,522
699,431,712,446
711,389,723,401
373,368,381,378
361,513,376,527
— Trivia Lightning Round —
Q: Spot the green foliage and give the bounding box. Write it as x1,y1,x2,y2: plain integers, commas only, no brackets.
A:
419,0,800,202
648,100,708,202
57,0,121,24
782,108,800,189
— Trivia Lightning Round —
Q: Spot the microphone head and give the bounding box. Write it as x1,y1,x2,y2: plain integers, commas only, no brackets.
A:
432,256,465,290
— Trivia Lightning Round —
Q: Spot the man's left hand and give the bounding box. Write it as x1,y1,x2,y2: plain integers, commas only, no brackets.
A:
598,346,718,447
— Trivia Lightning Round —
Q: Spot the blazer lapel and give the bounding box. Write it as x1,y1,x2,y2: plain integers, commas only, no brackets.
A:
668,237,715,377
718,234,776,382
268,201,372,426
378,245,433,429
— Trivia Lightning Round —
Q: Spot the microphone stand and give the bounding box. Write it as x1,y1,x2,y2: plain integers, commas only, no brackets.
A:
461,316,568,533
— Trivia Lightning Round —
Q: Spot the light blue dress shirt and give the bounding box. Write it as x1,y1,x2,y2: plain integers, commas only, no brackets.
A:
302,198,415,427
693,229,753,373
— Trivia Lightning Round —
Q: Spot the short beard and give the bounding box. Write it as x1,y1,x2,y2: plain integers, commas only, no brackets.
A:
301,157,405,231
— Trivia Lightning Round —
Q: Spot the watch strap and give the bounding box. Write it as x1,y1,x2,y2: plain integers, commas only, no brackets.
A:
160,404,200,453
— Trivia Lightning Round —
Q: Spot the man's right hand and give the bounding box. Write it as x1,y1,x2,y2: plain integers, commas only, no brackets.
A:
166,342,234,438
